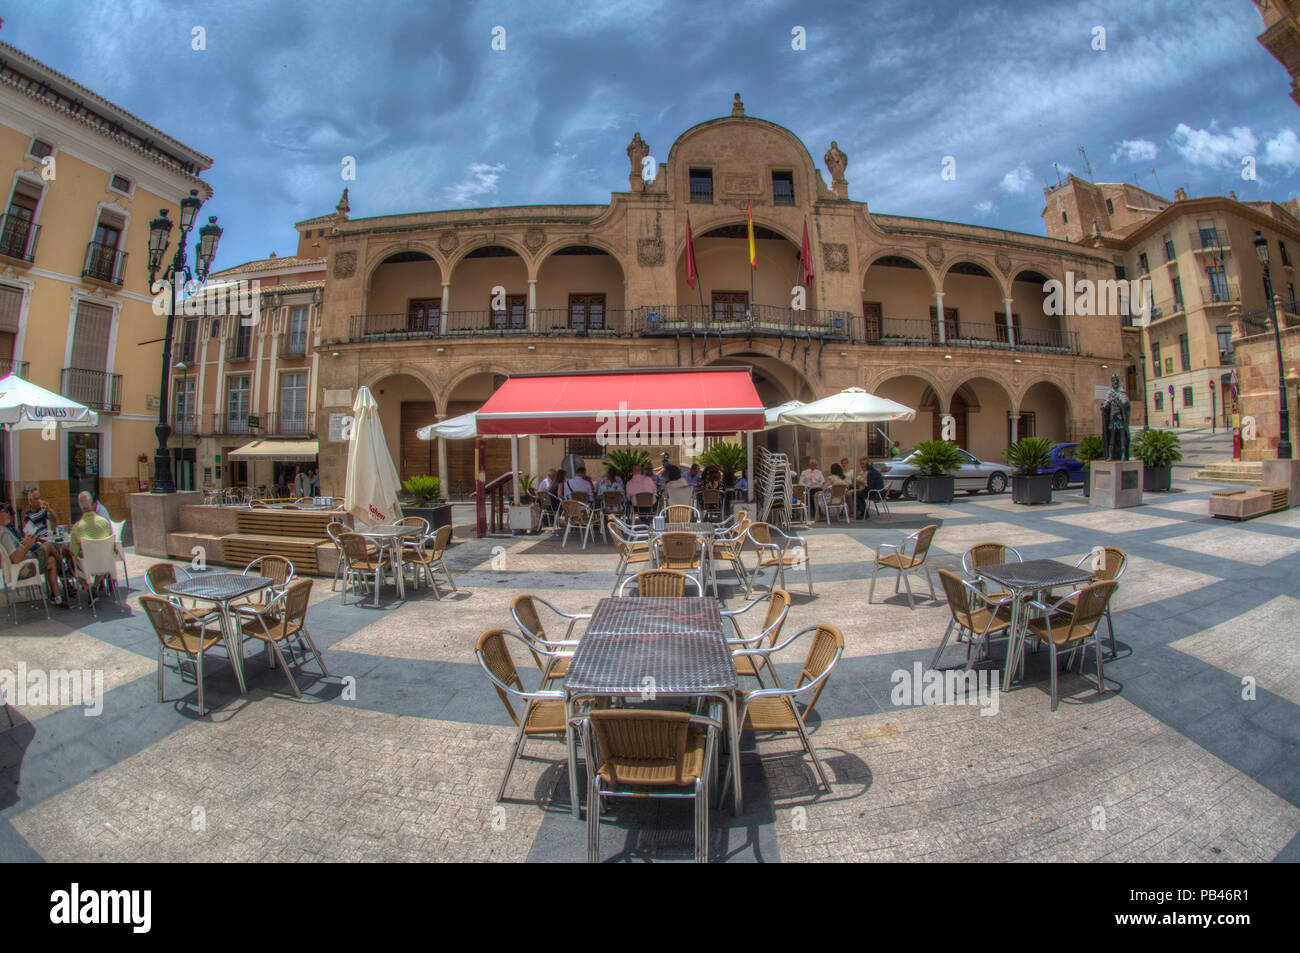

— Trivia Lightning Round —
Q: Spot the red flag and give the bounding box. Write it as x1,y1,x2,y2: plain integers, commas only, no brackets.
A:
800,218,814,287
685,214,699,289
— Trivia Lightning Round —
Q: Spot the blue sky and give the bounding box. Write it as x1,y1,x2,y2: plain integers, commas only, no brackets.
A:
8,0,1300,269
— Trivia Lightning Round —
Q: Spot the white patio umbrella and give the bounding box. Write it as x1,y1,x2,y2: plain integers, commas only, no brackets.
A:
415,412,478,440
778,387,916,496
761,399,807,472
343,386,402,526
0,372,99,430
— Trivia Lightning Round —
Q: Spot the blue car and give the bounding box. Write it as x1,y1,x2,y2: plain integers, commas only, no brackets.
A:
1038,443,1085,489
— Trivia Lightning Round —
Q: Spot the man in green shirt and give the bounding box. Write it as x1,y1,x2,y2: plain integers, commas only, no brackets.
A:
69,492,114,593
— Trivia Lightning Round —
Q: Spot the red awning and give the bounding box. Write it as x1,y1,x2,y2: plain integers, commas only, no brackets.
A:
474,367,766,437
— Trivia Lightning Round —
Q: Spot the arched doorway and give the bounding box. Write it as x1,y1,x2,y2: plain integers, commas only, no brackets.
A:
861,254,936,342
874,374,936,456
442,371,511,497
449,244,529,332
708,352,814,461
1020,380,1071,444
369,372,438,484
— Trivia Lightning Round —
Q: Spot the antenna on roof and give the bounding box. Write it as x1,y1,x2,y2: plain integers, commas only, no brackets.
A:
1077,145,1093,180
1149,167,1163,195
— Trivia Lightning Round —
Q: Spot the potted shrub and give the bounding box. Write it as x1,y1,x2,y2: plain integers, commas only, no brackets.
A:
603,448,652,482
1132,428,1182,491
400,475,453,529
1075,435,1105,498
1004,436,1056,505
908,440,963,503
696,441,748,487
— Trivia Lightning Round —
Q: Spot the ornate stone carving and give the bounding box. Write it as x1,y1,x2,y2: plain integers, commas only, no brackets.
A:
437,230,459,254
333,250,357,279
824,141,847,185
626,132,649,174
722,173,760,195
995,251,1012,276
524,227,545,252
926,242,945,267
637,237,665,267
822,242,849,272
732,93,744,117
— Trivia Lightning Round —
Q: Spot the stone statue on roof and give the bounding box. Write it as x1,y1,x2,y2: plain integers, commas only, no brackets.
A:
825,141,847,185
626,133,649,174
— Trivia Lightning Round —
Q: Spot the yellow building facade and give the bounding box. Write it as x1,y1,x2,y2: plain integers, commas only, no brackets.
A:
0,41,213,519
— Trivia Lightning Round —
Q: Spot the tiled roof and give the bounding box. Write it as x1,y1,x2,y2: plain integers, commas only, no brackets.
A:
210,255,326,278
295,212,338,227
256,280,325,296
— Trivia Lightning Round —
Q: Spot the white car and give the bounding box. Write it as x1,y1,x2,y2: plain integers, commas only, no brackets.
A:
878,448,1012,498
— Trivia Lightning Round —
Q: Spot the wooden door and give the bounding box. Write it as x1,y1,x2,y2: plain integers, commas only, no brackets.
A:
407,297,440,333
929,306,960,343
712,291,748,323
862,301,883,342
569,293,606,332
491,294,526,330
400,401,438,481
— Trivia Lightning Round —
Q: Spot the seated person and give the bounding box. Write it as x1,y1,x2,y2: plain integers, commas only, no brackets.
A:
21,488,69,591
856,460,886,518
663,464,694,506
624,464,658,509
596,466,624,497
822,463,850,517
69,491,115,592
0,501,66,607
566,467,595,500
553,469,569,501
685,463,702,487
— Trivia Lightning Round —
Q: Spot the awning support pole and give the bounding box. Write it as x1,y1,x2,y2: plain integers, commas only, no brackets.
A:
746,430,754,504
511,436,520,504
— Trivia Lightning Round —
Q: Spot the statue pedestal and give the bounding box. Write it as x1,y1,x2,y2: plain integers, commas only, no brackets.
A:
1090,461,1143,509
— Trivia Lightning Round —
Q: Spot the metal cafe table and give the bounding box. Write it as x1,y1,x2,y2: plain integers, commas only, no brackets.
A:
562,596,742,817
974,559,1096,692
165,571,275,695
353,523,422,606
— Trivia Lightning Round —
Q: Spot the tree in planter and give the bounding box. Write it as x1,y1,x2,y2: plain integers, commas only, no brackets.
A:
906,440,964,502
1003,437,1056,504
696,441,748,486
518,473,537,501
1075,435,1105,496
1131,428,1182,491
603,448,652,482
401,475,442,506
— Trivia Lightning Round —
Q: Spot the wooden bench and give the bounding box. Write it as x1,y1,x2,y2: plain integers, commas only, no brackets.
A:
219,509,345,574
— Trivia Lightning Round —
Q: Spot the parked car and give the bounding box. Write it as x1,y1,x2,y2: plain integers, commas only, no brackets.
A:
1038,442,1085,489
878,448,1012,498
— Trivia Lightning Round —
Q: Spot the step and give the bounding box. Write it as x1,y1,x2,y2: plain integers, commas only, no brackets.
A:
1191,461,1263,486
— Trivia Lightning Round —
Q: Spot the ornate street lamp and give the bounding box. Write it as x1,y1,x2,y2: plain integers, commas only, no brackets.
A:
1254,231,1292,459
146,190,222,492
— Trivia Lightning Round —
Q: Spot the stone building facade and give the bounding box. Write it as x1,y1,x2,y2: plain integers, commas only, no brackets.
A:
1256,0,1300,108
303,96,1123,496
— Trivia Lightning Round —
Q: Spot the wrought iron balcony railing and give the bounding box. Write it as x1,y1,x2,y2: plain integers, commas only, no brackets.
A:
0,358,30,377
0,214,39,262
82,241,127,285
62,367,122,411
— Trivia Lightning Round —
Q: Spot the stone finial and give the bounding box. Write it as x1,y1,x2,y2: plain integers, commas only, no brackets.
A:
732,92,744,117
824,141,848,186
1174,186,1187,202
627,132,649,174
336,187,350,218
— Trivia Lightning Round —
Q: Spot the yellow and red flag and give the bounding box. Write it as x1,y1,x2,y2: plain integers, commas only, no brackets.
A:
747,201,756,269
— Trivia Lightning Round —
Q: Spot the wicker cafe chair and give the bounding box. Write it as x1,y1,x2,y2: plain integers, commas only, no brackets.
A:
618,568,700,598
789,485,810,524
961,542,1022,606
561,500,600,549
236,579,327,698
476,628,572,802
238,555,295,616
608,520,652,596
510,593,590,685
601,490,625,516
697,487,724,522
930,569,1015,670
821,484,852,524
325,521,353,592
141,594,225,717
654,531,711,597
398,515,431,550
745,522,813,597
1023,580,1119,711
404,524,457,598
715,507,747,532
144,562,222,626
721,587,791,687
339,532,387,605
664,504,699,524
711,516,751,590
632,492,657,522
1068,547,1126,658
724,624,845,797
581,707,723,864
868,524,939,610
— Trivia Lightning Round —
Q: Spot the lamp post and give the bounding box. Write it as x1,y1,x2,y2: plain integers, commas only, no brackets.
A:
1254,230,1293,459
174,361,188,490
146,189,222,492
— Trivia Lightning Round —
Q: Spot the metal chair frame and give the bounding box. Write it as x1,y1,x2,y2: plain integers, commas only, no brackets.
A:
869,525,938,609
745,523,813,596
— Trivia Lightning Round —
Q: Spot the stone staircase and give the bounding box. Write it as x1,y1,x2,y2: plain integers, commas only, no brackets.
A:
1191,461,1263,486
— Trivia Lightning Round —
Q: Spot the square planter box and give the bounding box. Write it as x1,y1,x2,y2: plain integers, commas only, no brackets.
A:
1011,474,1053,505
914,475,954,504
1141,467,1172,492
400,503,453,530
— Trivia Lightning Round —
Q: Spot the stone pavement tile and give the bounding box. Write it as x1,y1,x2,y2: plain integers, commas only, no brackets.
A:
926,520,1068,551
467,534,617,573
968,494,1088,512
1044,509,1185,533
0,628,155,722
1170,596,1300,706
1146,497,1219,515
10,696,549,862
767,691,1300,862
1052,550,1222,613
1155,527,1300,566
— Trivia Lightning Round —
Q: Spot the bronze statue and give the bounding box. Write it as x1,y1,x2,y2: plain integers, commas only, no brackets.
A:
824,141,848,185
1100,372,1131,461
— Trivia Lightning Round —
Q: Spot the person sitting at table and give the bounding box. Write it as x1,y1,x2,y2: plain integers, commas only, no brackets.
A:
309,468,321,496
69,491,115,594
566,466,594,499
553,469,569,501
597,466,624,497
1,501,67,607
685,463,702,487
624,463,657,506
21,488,71,594
820,463,849,518
798,458,826,491
702,465,723,491
734,472,748,493
856,459,885,519
663,464,693,506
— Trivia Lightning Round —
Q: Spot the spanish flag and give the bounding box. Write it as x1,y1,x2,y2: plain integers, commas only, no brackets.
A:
747,201,756,269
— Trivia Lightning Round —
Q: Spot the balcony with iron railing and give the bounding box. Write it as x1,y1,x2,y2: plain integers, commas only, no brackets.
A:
207,410,315,436
0,214,39,264
0,358,29,377
278,331,309,357
1200,278,1241,306
62,367,122,412
1189,228,1229,252
224,333,254,362
347,303,1082,354
82,241,127,286
169,412,200,436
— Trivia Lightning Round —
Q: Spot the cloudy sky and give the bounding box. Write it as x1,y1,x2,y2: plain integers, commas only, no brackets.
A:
9,0,1300,268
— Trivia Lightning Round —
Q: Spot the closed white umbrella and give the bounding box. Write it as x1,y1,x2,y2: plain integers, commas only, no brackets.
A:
343,386,402,526
0,372,99,430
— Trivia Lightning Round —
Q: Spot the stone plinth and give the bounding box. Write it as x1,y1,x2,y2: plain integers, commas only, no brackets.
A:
1261,460,1300,508
1209,489,1277,520
1089,461,1143,509
127,491,202,557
